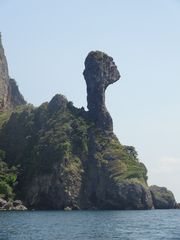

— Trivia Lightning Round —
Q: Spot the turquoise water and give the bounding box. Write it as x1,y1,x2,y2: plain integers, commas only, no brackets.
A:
0,210,180,240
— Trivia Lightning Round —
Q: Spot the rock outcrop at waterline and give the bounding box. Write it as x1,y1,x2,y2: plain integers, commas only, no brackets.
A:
150,185,176,209
0,34,26,111
0,35,177,210
0,198,27,211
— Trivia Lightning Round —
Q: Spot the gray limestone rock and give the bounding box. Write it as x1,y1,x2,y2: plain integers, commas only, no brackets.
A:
101,181,153,210
150,185,176,209
0,198,27,211
0,33,26,111
176,203,180,209
0,33,9,110
83,51,120,131
48,94,68,113
0,198,7,208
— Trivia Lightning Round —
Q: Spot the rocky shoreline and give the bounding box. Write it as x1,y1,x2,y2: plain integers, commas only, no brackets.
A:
0,197,179,211
0,198,27,211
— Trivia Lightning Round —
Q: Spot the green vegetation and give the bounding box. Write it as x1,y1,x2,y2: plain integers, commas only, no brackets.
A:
0,100,89,191
0,104,34,128
92,129,148,186
0,110,12,128
0,97,149,204
0,150,18,200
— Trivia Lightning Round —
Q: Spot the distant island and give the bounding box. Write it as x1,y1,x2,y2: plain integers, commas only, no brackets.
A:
0,34,177,210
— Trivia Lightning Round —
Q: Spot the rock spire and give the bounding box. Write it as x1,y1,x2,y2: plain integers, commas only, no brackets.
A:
83,51,120,131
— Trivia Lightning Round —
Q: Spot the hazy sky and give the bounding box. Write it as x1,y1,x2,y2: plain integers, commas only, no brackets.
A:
0,0,180,201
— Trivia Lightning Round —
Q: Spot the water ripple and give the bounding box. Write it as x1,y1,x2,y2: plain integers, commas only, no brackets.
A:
0,210,180,240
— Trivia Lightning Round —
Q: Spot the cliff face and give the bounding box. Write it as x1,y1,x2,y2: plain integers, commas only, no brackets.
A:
0,95,153,210
0,34,26,111
0,37,177,210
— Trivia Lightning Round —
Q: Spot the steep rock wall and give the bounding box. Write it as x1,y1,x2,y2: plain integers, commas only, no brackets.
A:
0,34,26,111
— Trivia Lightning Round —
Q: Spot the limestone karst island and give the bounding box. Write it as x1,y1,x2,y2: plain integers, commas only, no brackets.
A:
0,34,177,210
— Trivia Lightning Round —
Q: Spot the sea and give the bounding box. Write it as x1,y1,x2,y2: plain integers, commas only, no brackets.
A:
0,210,180,240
